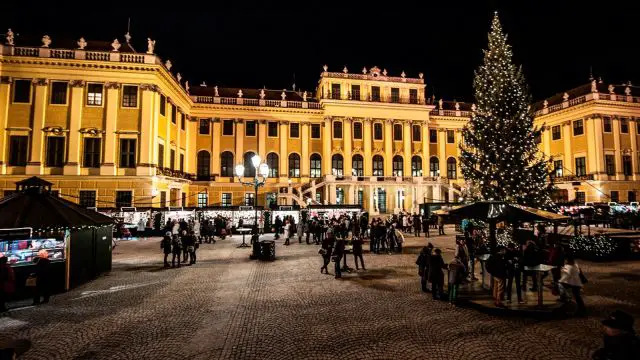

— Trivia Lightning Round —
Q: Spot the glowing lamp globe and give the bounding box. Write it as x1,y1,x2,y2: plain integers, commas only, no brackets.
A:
251,154,261,168
235,164,245,177
259,163,269,177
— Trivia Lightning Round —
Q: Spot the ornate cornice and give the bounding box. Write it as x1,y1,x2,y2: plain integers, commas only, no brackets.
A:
32,78,48,86
385,119,394,124
0,76,12,84
42,126,67,134
279,120,290,125
79,127,105,135
140,83,160,92
105,82,121,89
561,120,572,126
258,119,267,124
69,80,85,88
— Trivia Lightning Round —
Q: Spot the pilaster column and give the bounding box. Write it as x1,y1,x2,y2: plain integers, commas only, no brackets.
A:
211,119,221,176
165,100,172,168
422,121,430,175
185,115,193,174
175,110,182,168
347,184,355,205
363,118,372,175
235,119,244,169
0,77,11,174
368,185,375,214
137,83,158,176
258,120,267,158
343,117,352,176
542,125,551,157
438,129,446,178
562,121,572,177
384,119,393,176
586,119,597,179
403,121,411,176
613,117,623,180
631,119,638,180
593,117,605,179
101,82,120,175
27,79,48,175
63,81,85,175
279,121,289,180
329,184,337,205
322,117,331,176
301,121,310,177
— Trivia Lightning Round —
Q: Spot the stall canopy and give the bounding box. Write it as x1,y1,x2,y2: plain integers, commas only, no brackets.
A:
439,201,569,223
0,177,113,229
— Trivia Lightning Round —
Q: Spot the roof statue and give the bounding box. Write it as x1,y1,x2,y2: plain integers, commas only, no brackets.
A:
562,92,569,101
382,68,388,76
303,91,307,101
608,84,615,94
259,89,265,99
323,64,328,72
471,103,477,112
455,102,460,111
237,89,243,98
176,73,182,82
111,39,121,52
41,35,51,47
281,91,287,100
401,71,406,78
370,66,381,76
362,67,367,74
77,37,87,50
543,99,548,108
214,86,219,96
165,59,172,70
200,81,207,87
591,79,597,93
438,98,443,109
124,32,131,43
625,86,631,96
146,38,155,54
419,72,424,79
5,28,14,46
343,65,348,73
185,81,190,93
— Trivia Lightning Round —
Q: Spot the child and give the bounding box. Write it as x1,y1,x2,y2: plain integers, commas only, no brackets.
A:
448,255,467,304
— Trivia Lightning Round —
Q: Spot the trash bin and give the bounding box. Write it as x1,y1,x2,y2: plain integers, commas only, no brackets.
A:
260,240,275,261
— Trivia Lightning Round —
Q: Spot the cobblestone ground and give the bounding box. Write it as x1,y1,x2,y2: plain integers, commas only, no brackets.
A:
1,225,639,359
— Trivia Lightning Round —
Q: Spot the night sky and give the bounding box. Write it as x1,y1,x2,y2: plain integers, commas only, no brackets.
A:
2,1,639,102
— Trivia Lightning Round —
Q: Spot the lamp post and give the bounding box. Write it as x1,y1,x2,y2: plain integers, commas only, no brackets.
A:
234,154,269,249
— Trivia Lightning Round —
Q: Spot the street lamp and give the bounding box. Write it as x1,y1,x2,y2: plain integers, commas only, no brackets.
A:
235,154,269,249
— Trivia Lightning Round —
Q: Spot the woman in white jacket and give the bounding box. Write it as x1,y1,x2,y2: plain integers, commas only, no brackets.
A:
559,255,586,315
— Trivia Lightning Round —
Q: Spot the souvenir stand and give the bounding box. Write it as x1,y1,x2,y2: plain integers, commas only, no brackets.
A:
197,206,265,227
0,177,113,299
307,205,363,220
269,205,301,227
152,207,196,230
98,207,152,237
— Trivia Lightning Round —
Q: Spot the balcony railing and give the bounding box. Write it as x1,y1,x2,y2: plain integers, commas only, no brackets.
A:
322,91,426,105
428,109,473,118
322,71,424,84
553,174,594,182
2,44,162,65
535,92,640,116
192,95,322,109
156,167,195,180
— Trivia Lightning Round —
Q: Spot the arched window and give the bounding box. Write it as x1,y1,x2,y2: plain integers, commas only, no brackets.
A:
196,150,211,180
352,154,364,176
429,156,439,177
447,157,457,179
243,151,256,177
310,154,321,178
372,155,384,176
289,153,300,178
411,155,422,177
266,153,279,178
332,154,344,177
220,151,234,177
392,155,403,176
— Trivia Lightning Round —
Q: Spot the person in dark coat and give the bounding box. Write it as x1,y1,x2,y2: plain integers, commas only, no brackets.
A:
161,232,173,267
422,214,430,238
487,246,508,307
428,248,446,299
416,245,433,292
333,238,346,279
505,243,523,304
522,240,539,291
32,253,51,305
592,311,640,360
171,235,182,268
274,216,283,240
413,214,421,237
320,230,335,274
352,236,366,270
0,256,15,312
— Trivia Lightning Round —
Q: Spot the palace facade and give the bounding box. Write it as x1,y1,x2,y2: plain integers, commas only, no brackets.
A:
0,34,638,213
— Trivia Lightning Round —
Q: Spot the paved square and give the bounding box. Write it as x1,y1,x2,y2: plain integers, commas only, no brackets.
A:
1,227,639,359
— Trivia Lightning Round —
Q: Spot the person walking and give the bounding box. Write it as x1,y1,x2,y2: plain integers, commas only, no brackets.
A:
522,240,539,292
466,228,477,280
0,256,15,312
437,216,446,235
274,215,283,240
171,234,183,268
188,230,198,265
305,220,311,244
181,230,190,263
592,311,640,360
505,243,524,304
161,232,173,267
257,215,265,235
448,255,466,304
487,246,507,307
416,245,432,293
394,226,405,253
320,229,335,274
413,214,421,237
333,238,346,279
352,236,366,270
283,220,292,246
193,218,201,244
32,250,51,305
558,255,586,315
429,248,446,300
297,219,305,243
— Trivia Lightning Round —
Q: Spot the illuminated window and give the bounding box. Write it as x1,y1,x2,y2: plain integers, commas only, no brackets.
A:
86,83,103,106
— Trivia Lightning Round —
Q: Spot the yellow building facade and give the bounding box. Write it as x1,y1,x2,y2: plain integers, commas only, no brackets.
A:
0,37,638,213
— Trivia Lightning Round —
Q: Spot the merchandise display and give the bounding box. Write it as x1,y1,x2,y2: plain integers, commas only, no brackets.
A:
0,237,66,266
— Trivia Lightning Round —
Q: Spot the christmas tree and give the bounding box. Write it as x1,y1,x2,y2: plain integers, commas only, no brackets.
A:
460,13,554,208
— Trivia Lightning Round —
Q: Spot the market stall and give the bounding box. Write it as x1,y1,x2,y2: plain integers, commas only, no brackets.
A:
307,205,363,220
0,177,114,298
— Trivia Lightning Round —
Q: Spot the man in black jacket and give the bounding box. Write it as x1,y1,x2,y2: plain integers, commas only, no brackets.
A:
487,246,507,307
161,232,172,267
333,238,346,279
593,311,640,360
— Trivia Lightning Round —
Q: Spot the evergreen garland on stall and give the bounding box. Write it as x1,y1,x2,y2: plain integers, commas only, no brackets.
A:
460,13,555,208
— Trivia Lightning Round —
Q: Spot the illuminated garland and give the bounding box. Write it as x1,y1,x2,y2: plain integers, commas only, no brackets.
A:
569,235,618,259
